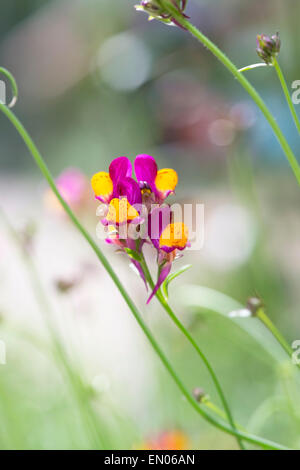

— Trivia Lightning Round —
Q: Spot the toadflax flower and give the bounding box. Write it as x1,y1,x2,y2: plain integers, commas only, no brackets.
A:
91,157,142,226
44,168,89,215
256,33,281,65
135,154,178,203
147,205,189,303
91,155,189,302
135,1,188,28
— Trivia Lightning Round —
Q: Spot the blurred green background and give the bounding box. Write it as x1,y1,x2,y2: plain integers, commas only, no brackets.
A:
0,0,300,450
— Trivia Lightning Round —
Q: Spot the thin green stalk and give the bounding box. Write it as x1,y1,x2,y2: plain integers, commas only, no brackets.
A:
140,256,245,450
0,208,107,449
0,103,289,450
256,308,295,362
158,292,246,449
238,63,271,73
0,67,18,108
202,397,247,433
273,57,300,135
159,0,300,186
247,396,285,436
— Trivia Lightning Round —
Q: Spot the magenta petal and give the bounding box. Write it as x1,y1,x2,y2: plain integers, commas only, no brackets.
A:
95,195,107,203
148,205,172,250
134,154,158,187
125,239,148,290
171,18,187,30
56,168,86,204
147,262,171,304
109,157,132,185
132,259,148,291
126,238,136,251
159,244,183,253
117,177,142,206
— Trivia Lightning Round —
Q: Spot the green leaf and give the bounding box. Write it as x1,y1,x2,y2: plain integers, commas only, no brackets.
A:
162,264,192,300
124,248,142,262
177,285,288,364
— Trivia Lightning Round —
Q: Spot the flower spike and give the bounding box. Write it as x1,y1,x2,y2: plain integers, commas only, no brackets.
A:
92,155,189,302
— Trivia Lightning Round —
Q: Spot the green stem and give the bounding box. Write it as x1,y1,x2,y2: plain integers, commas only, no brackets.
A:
0,207,108,449
159,293,246,449
247,396,285,435
256,308,295,362
202,398,246,432
0,67,18,108
140,256,245,450
160,0,300,186
238,63,271,73
273,57,300,135
0,102,288,450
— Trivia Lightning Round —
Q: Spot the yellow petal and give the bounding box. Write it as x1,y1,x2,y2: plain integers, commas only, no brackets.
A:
91,172,113,200
106,198,139,225
159,223,188,249
155,169,178,194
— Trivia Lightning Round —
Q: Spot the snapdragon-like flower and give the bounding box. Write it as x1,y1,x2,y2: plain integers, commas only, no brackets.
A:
135,1,188,28
91,157,142,226
91,155,189,303
135,154,178,203
147,205,189,302
44,168,88,215
256,33,281,65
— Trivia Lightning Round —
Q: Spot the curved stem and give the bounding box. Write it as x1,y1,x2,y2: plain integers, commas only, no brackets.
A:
256,308,296,363
159,292,245,449
202,398,247,433
238,63,271,73
273,57,300,135
159,0,300,186
0,103,289,449
0,67,18,108
140,256,245,449
0,207,108,448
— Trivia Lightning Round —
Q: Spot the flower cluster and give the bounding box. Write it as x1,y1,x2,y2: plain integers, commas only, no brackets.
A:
91,155,189,303
256,33,281,65
135,0,188,28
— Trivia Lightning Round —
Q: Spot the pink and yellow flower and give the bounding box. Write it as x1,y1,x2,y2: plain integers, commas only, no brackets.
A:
91,155,189,302
147,205,189,302
91,157,142,226
134,154,178,202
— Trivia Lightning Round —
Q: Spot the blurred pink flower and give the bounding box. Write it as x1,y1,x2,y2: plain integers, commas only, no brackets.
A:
44,168,89,214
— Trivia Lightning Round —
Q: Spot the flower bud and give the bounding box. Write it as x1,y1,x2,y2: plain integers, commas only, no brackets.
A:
256,33,281,64
135,1,161,17
192,387,206,403
246,296,263,316
55,277,80,293
135,1,188,27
